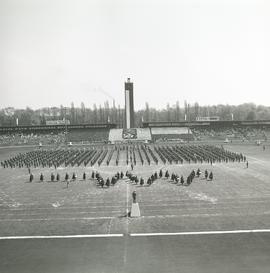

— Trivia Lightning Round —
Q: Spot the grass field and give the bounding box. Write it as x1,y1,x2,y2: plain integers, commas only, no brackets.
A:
0,143,270,272
1,144,270,236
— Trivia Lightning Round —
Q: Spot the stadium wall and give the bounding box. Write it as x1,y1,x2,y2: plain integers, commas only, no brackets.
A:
143,120,270,128
0,123,117,135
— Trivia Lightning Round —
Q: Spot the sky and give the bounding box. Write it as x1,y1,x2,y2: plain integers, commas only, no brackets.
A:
0,0,270,110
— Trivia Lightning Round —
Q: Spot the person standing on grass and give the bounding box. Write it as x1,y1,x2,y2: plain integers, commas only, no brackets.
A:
180,175,184,185
209,171,213,181
72,172,76,181
40,173,44,182
65,173,69,182
29,173,33,182
83,172,86,180
56,173,60,181
106,178,110,187
187,175,191,185
51,173,55,182
205,170,208,180
100,178,104,188
246,161,249,168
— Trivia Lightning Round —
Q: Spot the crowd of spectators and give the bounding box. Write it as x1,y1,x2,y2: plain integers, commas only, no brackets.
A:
0,133,65,146
152,134,193,142
0,129,110,146
67,129,109,144
191,127,269,142
1,126,269,146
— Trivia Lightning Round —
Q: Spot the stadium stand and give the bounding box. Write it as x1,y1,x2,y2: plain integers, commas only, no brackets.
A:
0,133,65,146
191,127,268,142
67,128,109,143
0,123,114,145
150,127,193,142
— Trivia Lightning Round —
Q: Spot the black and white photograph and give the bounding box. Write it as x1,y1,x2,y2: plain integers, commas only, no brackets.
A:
1,0,270,272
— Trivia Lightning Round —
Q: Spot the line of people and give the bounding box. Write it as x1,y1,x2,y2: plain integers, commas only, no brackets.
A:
163,168,214,186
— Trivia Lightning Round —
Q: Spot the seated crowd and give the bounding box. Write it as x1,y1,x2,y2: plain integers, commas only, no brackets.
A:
0,133,65,146
192,126,268,141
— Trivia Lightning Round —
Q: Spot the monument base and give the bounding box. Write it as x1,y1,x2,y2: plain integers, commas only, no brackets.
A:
130,202,141,217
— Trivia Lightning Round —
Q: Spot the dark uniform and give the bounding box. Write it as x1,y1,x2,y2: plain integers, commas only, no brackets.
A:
132,191,137,203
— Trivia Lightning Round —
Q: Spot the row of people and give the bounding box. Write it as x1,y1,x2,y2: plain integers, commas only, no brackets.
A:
164,168,213,186
1,144,246,168
28,167,214,190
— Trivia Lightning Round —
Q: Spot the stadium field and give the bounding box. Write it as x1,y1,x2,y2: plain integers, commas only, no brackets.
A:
0,144,270,272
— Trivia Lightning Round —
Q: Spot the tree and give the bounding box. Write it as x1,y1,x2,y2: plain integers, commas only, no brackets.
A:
194,102,199,119
70,102,75,124
81,102,86,123
246,110,256,120
145,102,150,122
176,101,180,121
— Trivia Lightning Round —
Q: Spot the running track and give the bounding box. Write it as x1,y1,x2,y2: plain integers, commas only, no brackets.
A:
1,231,270,273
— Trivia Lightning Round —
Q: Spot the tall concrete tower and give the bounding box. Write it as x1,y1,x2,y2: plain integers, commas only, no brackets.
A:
124,78,134,129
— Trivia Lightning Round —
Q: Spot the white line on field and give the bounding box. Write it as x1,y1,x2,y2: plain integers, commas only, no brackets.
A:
2,229,270,240
0,234,124,240
0,216,115,222
130,229,270,237
0,210,122,216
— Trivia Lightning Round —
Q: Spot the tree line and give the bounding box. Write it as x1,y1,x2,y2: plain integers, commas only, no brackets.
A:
1,102,270,127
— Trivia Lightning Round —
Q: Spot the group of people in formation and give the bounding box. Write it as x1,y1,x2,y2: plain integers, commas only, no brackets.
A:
125,168,214,187
28,170,125,188
1,143,247,169
27,167,213,187
164,168,213,185
92,171,124,188
29,171,86,185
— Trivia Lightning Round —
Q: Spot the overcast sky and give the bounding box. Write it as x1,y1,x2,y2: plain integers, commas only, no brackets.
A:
1,0,269,110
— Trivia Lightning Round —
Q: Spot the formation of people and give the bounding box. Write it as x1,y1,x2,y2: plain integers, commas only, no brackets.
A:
163,168,213,186
28,170,125,188
1,144,246,168
27,167,214,188
125,167,214,188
